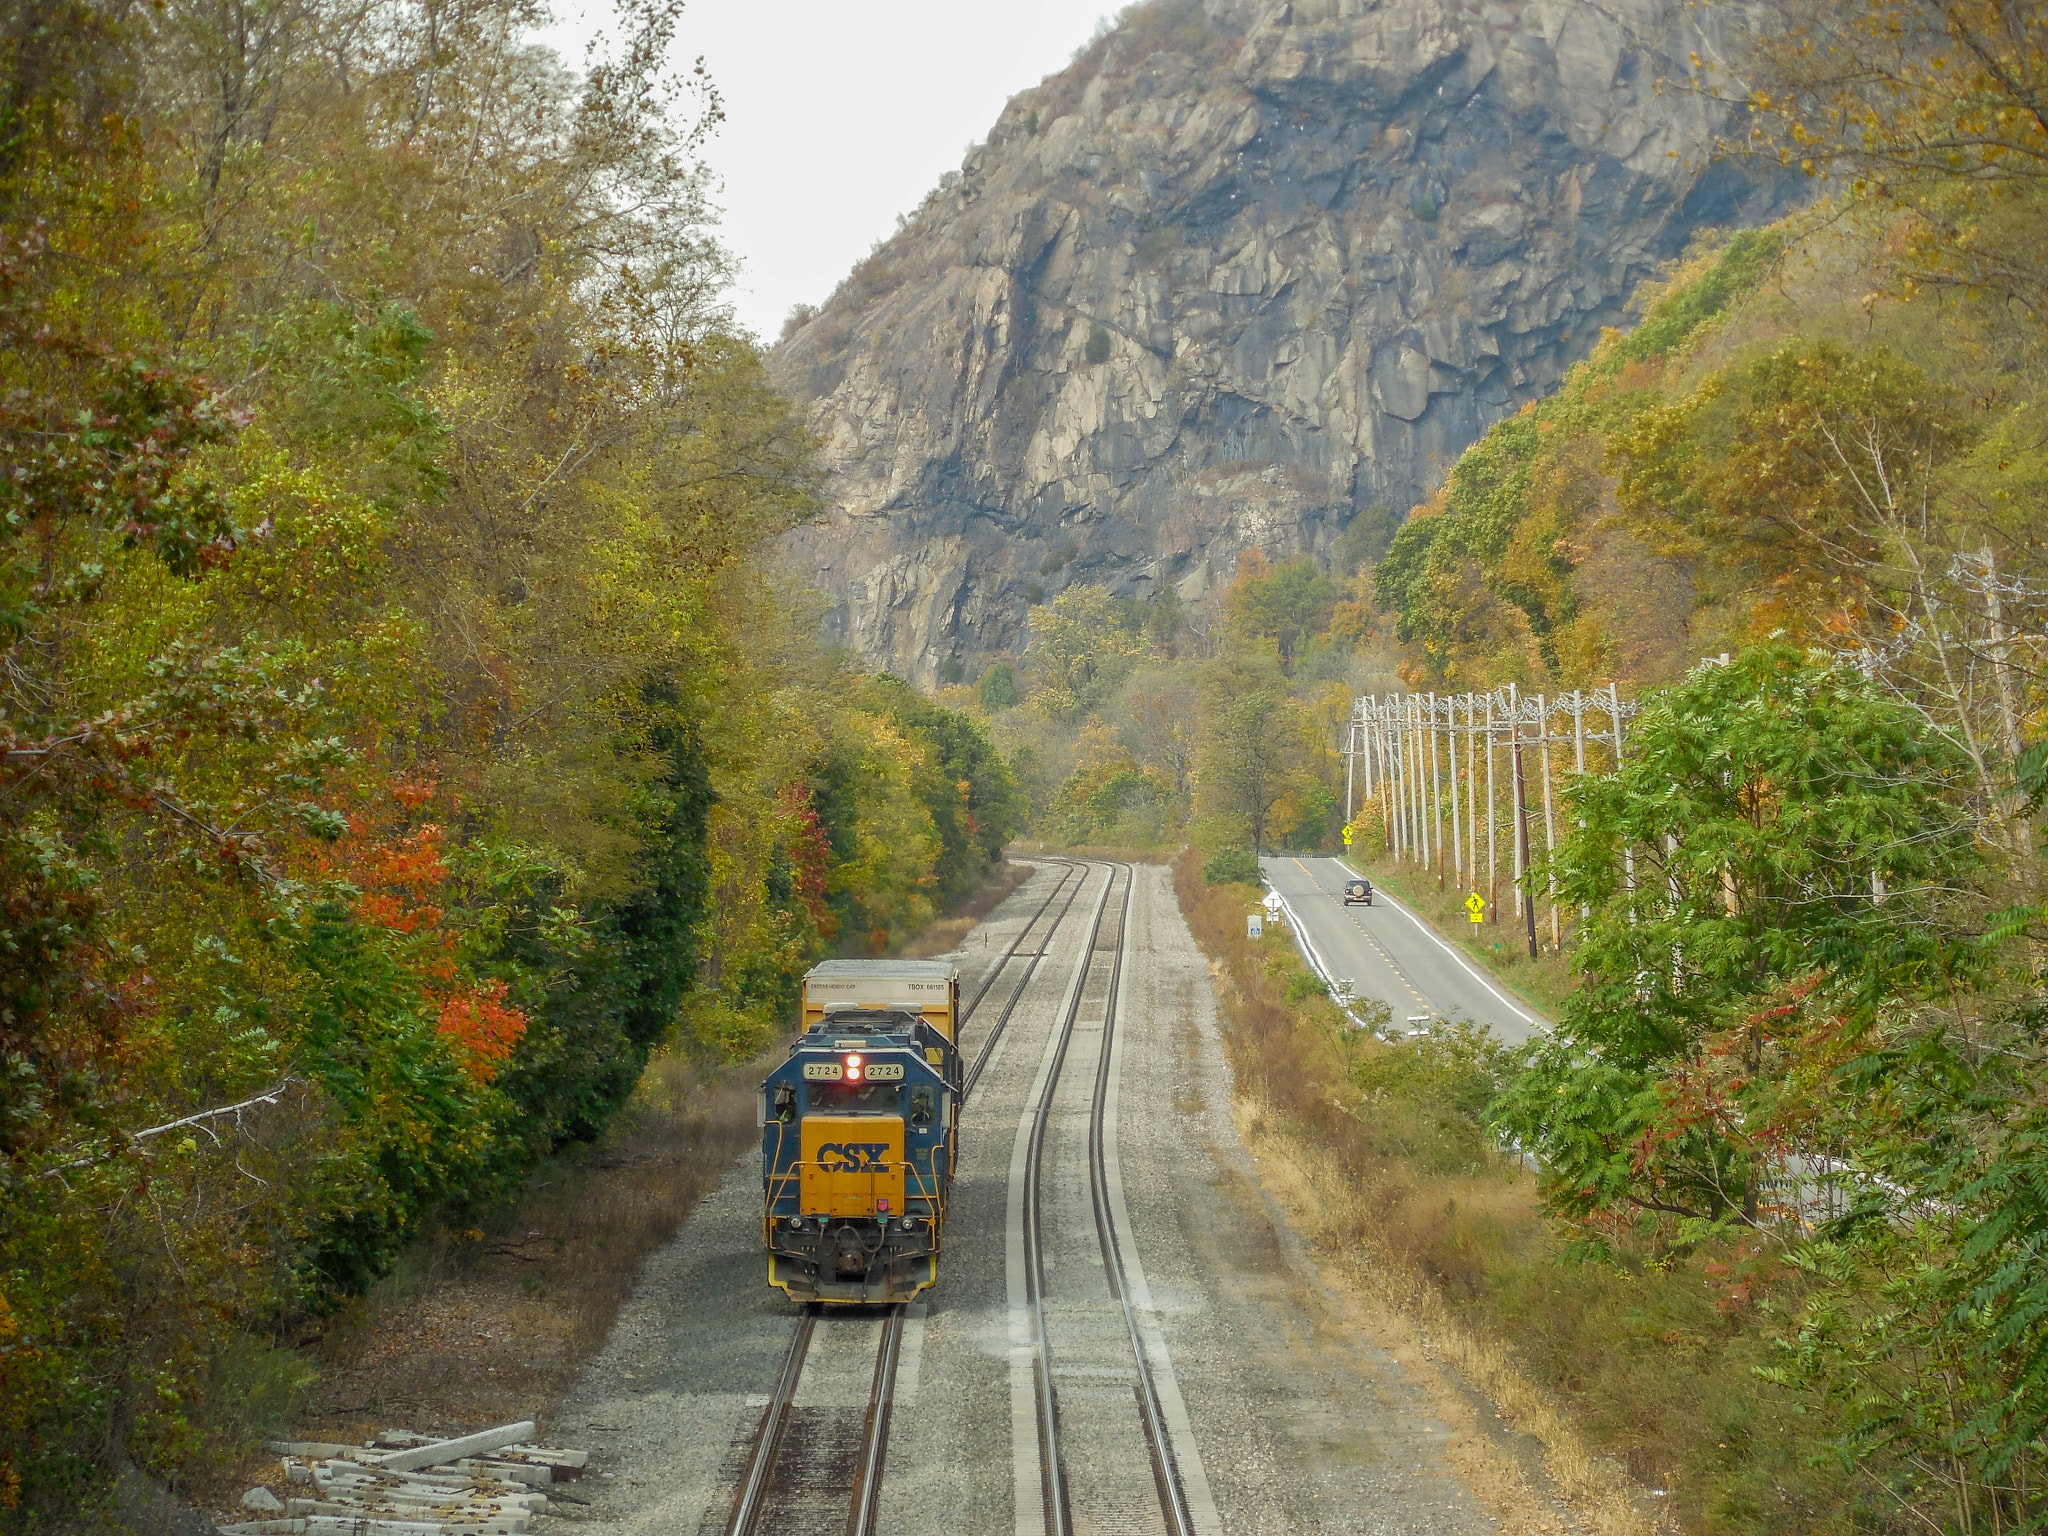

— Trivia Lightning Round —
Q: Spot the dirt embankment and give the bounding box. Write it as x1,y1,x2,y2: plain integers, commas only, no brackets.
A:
1178,846,1863,1535
297,1055,760,1441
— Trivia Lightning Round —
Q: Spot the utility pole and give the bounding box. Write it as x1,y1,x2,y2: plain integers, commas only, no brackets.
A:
1393,700,1407,863
1610,681,1633,909
1572,692,1589,921
1465,693,1479,897
1485,692,1498,923
1428,693,1445,890
1344,714,1356,826
1408,695,1423,870
1538,693,1558,954
1510,687,1537,960
1447,692,1463,886
1508,683,1524,923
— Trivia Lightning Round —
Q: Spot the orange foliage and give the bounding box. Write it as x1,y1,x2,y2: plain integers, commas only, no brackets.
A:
315,779,453,935
435,981,527,1083
352,825,448,933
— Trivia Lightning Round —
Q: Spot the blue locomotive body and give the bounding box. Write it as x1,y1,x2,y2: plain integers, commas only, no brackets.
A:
758,976,962,1303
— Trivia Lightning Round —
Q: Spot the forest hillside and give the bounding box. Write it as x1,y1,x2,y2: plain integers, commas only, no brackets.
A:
0,0,1017,1519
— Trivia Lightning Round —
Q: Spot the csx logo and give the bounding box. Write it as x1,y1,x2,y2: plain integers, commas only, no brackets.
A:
817,1143,889,1172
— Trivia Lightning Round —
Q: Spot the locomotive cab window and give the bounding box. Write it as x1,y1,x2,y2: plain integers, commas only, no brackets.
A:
909,1085,935,1128
807,1080,901,1113
771,1084,797,1123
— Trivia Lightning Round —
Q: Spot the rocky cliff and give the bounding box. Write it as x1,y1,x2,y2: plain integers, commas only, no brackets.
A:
769,0,1793,687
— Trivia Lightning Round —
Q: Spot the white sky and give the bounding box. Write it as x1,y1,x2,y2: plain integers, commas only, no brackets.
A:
532,2,1118,341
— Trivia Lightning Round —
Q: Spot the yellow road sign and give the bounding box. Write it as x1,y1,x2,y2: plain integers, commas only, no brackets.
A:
1341,822,1354,847
1464,892,1486,921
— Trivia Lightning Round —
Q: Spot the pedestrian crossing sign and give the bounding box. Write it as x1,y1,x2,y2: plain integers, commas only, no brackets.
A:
1465,892,1485,923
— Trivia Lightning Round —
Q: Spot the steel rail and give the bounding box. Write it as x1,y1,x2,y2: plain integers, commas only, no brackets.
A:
722,1304,816,1536
959,858,1080,1024
1084,863,1197,1536
1019,862,1122,1536
845,1304,907,1536
964,859,1091,1100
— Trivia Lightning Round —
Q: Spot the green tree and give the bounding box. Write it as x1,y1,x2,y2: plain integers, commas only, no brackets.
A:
1194,646,1314,853
854,674,1022,904
978,660,1020,710
1335,504,1398,574
1224,551,1336,664
1491,646,1978,1236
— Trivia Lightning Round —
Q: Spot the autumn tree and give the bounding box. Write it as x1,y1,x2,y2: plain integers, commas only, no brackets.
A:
0,0,1011,1515
1492,646,1978,1229
1025,584,1150,720
1742,0,2048,323
1194,645,1319,853
1223,551,1335,665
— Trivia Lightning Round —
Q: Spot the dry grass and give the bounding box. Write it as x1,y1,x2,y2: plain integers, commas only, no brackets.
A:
896,858,1033,958
293,1055,760,1441
1231,1089,1652,1536
1179,851,1648,1532
1172,849,1854,1536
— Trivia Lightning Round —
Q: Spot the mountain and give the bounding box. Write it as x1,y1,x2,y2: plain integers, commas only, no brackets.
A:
768,0,1796,687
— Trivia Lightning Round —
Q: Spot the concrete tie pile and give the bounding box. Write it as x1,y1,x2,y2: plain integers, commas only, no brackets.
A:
219,1420,588,1534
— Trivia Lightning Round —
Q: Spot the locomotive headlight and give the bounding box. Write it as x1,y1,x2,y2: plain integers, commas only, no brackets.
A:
787,1215,803,1229
844,1052,863,1081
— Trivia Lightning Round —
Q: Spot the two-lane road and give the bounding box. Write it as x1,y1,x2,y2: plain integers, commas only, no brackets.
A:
1260,855,1548,1045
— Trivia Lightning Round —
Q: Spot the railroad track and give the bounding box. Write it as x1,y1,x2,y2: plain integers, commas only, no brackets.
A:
724,860,1213,1535
723,859,1088,1536
1014,861,1210,1536
965,857,1089,1099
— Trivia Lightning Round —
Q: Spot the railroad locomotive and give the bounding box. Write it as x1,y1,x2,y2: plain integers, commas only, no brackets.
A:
758,960,961,1303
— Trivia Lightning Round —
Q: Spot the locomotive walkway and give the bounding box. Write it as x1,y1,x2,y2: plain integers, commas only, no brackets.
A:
545,861,1501,1534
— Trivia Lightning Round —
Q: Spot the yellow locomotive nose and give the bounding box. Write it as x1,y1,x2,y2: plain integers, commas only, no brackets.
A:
799,1115,906,1218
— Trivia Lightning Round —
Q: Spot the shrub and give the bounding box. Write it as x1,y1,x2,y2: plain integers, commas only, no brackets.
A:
1284,970,1328,1005
1203,846,1260,884
977,662,1020,710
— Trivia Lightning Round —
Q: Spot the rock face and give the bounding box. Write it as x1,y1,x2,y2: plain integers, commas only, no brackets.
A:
771,0,1793,687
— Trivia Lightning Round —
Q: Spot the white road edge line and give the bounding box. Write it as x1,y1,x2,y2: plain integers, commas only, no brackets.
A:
1008,862,1111,1536
1106,867,1224,1536
1258,877,1371,1031
1331,857,1542,1027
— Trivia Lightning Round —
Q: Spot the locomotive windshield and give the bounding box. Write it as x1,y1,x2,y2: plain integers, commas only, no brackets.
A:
807,1080,902,1113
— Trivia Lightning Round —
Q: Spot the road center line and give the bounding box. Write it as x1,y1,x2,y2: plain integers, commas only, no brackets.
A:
1330,857,1541,1026
1284,857,1430,1018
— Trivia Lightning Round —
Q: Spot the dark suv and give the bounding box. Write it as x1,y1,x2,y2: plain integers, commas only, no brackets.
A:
1343,878,1373,906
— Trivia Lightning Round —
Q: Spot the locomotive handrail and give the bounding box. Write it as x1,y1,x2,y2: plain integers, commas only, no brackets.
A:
760,1156,948,1230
